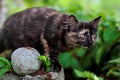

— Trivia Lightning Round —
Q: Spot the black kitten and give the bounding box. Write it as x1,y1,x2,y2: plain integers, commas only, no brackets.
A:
0,7,101,71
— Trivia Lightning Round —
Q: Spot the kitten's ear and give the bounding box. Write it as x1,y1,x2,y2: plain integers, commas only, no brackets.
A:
62,15,78,30
69,15,78,23
62,21,70,30
90,16,101,29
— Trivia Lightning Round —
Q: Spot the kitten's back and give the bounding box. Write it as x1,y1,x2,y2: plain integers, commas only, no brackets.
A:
1,7,60,52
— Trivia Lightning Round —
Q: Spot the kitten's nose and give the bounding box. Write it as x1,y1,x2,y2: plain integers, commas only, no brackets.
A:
89,42,93,45
89,40,93,46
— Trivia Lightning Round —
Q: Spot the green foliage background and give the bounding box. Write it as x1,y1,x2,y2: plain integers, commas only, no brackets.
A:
2,0,120,80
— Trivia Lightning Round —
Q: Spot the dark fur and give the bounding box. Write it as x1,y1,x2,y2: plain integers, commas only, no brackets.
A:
0,7,101,71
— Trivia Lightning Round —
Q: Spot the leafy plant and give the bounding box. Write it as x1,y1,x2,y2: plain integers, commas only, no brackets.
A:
38,55,51,72
102,58,120,78
0,57,11,77
58,48,87,70
74,69,104,80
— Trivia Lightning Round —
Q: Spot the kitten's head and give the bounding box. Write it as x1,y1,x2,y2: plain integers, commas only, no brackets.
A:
64,15,101,48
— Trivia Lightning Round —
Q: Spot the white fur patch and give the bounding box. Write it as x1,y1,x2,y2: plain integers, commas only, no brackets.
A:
79,29,89,35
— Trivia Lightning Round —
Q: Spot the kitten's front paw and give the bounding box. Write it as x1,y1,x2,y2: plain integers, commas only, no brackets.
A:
51,62,61,72
50,57,62,72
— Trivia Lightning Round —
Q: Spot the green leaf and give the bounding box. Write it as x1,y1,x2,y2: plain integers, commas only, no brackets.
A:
0,62,5,68
46,66,51,72
111,44,120,59
0,57,11,77
95,45,105,65
0,66,9,77
58,52,71,68
102,63,113,71
107,58,120,64
38,55,51,72
103,27,120,44
73,48,87,57
45,59,51,66
70,56,80,69
38,55,47,63
0,57,11,69
45,58,51,72
112,71,120,77
58,52,79,69
73,69,101,80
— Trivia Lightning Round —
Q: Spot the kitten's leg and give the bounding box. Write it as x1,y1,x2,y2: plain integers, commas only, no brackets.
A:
40,32,51,71
40,33,61,72
40,32,50,57
50,54,62,72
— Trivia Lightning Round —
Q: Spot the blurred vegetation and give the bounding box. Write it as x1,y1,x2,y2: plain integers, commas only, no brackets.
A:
0,57,11,77
1,0,120,80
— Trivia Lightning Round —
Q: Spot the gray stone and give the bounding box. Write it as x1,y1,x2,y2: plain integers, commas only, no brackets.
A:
21,75,45,80
49,68,65,80
11,47,41,75
0,73,45,80
1,68,65,80
0,73,20,80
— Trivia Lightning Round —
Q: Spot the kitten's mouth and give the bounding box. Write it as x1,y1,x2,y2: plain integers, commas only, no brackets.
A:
80,45,88,48
82,44,93,48
82,46,88,48
79,43,93,48
68,44,80,48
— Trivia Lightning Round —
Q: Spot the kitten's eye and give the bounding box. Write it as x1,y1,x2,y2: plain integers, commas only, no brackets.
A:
68,32,78,36
79,34,86,41
91,35,96,41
